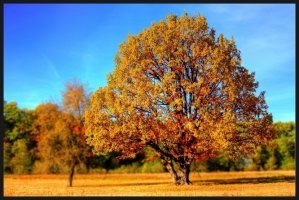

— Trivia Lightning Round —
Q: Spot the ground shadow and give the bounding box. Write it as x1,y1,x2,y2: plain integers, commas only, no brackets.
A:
192,175,295,185
75,175,295,187
75,181,172,188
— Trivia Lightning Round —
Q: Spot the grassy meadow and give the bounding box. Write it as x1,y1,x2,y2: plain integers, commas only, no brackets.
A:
4,170,295,196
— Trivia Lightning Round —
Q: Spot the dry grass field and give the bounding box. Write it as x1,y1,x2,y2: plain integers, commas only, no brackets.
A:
4,170,295,196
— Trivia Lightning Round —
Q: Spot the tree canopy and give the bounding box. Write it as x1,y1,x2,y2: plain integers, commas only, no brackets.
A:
84,13,275,185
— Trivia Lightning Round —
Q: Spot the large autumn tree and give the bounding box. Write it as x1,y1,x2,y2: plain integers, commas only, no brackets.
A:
85,13,275,185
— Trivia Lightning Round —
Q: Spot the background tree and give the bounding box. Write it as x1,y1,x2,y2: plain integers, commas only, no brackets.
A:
4,102,35,174
10,139,34,174
246,121,295,170
4,102,32,142
250,145,271,170
4,142,12,173
37,112,86,186
63,79,96,169
62,78,90,125
85,13,275,185
34,80,90,186
33,103,64,173
204,150,246,172
86,153,120,173
62,79,90,186
4,101,21,173
273,121,295,169
33,103,61,135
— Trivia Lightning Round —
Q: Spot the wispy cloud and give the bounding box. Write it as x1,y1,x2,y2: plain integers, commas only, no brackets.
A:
41,52,62,81
240,34,295,76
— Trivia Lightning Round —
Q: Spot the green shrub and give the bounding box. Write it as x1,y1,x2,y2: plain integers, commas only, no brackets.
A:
141,160,164,173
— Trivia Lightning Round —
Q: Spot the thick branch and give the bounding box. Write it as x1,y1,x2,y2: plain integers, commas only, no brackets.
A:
146,141,178,163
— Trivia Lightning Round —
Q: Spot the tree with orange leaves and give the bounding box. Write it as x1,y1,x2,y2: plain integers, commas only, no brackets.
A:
85,13,275,185
62,79,90,147
35,80,90,187
61,79,91,186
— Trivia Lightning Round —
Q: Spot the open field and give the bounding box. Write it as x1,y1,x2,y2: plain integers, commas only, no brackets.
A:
4,170,295,196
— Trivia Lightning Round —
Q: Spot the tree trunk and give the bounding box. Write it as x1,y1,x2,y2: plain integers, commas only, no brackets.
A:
160,155,192,185
86,162,90,173
68,162,76,187
166,161,179,184
177,163,191,185
160,157,179,184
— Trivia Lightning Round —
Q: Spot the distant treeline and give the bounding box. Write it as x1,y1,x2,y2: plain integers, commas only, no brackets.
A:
3,99,295,174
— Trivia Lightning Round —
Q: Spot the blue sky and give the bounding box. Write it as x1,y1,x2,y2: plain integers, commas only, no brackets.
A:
4,4,295,122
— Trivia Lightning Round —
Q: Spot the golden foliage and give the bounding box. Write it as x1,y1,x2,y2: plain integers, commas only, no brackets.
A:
34,80,90,175
63,79,90,122
85,13,275,181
